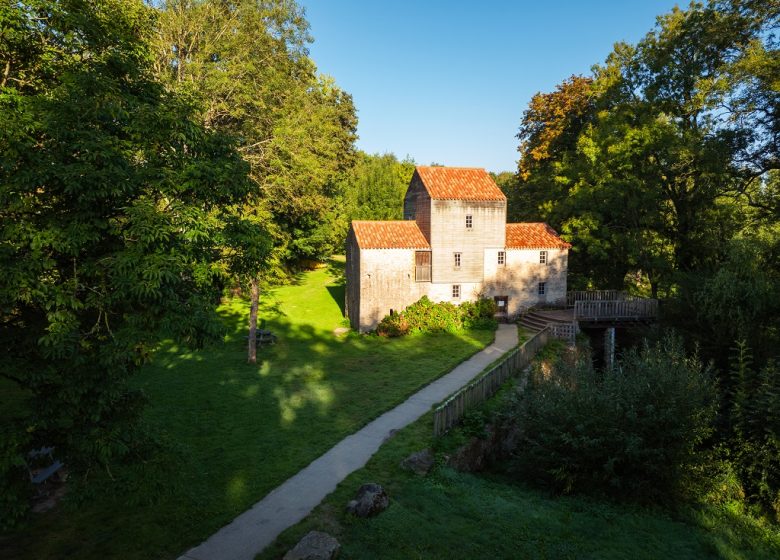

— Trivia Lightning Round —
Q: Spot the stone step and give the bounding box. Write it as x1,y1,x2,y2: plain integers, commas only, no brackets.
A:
518,315,548,332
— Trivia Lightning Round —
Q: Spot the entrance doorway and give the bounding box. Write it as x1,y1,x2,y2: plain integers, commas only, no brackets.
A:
494,296,509,322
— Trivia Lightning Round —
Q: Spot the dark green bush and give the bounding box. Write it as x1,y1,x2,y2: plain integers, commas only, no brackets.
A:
376,296,497,337
508,335,717,505
726,343,780,520
1,423,32,529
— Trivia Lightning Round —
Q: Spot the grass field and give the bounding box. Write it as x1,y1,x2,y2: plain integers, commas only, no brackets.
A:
259,377,780,560
1,259,495,559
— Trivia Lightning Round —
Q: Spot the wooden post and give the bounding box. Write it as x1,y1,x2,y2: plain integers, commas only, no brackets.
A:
248,276,259,364
604,327,615,370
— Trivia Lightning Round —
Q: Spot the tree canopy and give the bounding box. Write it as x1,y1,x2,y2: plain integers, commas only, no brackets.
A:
0,0,264,476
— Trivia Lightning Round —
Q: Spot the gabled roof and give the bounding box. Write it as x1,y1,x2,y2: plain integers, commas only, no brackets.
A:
415,166,506,201
506,223,572,249
351,221,430,250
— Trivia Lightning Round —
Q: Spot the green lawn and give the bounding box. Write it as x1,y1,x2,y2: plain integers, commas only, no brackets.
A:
260,383,780,560
1,259,494,559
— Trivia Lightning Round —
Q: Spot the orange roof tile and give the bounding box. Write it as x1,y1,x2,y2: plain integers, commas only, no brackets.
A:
351,221,430,249
416,166,506,201
506,223,572,249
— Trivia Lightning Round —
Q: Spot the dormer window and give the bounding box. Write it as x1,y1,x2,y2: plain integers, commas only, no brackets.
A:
465,214,473,229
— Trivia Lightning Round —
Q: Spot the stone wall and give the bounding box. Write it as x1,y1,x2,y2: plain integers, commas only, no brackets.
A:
403,174,431,242
355,248,429,332
482,248,568,318
429,199,506,284
345,228,361,329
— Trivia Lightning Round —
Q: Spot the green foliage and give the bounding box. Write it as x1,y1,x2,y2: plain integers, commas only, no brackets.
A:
0,422,32,530
688,228,780,367
510,1,778,294
509,335,717,505
154,0,358,268
330,151,416,247
726,342,780,520
0,0,262,521
1,264,495,558
260,398,780,560
376,296,497,337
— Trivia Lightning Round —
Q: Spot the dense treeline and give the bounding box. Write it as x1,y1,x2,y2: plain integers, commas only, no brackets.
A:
0,0,359,524
329,151,416,246
505,0,779,519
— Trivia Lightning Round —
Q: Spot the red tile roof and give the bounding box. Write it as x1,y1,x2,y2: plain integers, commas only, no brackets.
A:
506,223,572,249
351,221,430,249
416,166,506,201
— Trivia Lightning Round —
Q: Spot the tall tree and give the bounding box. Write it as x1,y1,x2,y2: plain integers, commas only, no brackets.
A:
153,0,357,362
513,0,778,293
0,0,254,471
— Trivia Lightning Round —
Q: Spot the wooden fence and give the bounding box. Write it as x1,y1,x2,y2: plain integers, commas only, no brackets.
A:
548,322,578,345
432,328,550,437
566,290,627,306
574,299,658,322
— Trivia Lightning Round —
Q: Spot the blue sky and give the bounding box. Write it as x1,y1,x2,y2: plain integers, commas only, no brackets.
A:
300,1,682,173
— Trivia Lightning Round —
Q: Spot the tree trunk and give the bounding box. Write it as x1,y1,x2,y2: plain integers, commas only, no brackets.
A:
248,276,259,364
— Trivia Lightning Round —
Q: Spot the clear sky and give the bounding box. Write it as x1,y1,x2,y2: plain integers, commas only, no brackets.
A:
300,0,682,173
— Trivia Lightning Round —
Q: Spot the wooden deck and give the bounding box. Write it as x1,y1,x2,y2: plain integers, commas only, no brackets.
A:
574,299,658,323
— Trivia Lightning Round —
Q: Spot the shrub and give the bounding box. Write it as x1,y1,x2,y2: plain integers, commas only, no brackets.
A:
726,343,780,520
376,296,497,337
376,312,409,337
1,422,32,529
507,335,717,505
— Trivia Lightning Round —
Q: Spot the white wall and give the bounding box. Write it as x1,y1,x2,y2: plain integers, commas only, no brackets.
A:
482,248,568,317
358,248,429,331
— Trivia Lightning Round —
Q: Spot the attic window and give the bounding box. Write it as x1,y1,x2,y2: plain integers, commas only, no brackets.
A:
540,250,548,264
465,215,473,229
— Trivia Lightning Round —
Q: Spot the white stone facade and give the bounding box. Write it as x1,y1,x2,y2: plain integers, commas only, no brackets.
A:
346,167,570,332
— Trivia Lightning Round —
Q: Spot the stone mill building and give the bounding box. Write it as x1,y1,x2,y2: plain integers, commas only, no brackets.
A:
345,166,571,332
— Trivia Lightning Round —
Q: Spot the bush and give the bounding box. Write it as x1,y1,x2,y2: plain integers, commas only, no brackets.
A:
376,312,409,337
726,343,780,520
1,423,32,529
508,335,717,505
376,296,497,337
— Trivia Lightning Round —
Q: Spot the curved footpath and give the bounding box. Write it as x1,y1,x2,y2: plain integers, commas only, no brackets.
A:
179,324,519,560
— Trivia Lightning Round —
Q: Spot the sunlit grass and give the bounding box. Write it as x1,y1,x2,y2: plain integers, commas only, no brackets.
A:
3,259,495,560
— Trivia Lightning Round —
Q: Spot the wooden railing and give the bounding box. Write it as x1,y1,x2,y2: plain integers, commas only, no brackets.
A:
566,290,627,306
433,328,550,437
574,299,658,322
549,322,578,345
415,265,431,282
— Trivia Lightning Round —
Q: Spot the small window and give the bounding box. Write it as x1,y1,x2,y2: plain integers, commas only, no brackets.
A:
538,282,546,295
540,250,548,264
465,215,473,229
498,251,506,265
454,252,461,268
452,284,461,299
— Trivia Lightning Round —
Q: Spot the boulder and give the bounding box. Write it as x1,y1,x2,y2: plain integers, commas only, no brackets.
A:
400,449,434,475
346,483,389,517
283,531,340,560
